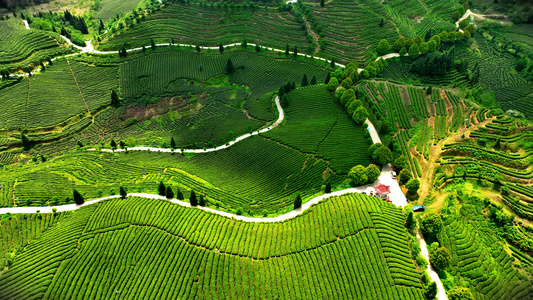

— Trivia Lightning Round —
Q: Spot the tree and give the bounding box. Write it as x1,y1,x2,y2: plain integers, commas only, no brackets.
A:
424,282,437,300
177,188,184,200
419,42,428,54
294,194,302,209
448,287,474,300
370,144,392,166
330,57,335,68
255,44,261,52
293,45,298,56
196,45,201,53
408,44,420,59
280,94,289,108
405,211,415,230
379,17,384,27
428,40,437,52
226,58,235,73
119,45,127,57
341,77,353,89
399,169,413,184
340,89,355,106
420,213,443,237
352,106,369,124
376,39,390,55
242,38,247,48
393,156,409,171
110,139,117,150
120,186,127,199
199,194,206,206
165,186,174,199
190,190,198,206
349,165,368,186
464,24,475,37
301,74,308,86
111,90,120,106
426,86,433,95
73,189,84,205
310,75,317,85
405,178,420,195
320,0,324,6
151,38,155,49
285,43,289,55
170,137,176,149
20,133,30,150
219,43,224,53
393,37,405,52
158,181,166,196
325,182,331,193
365,164,381,183
324,72,331,84
399,46,407,56
430,246,451,272
327,77,339,91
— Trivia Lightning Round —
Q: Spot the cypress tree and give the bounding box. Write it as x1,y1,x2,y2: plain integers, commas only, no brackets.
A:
311,75,317,85
293,45,298,56
99,19,104,32
151,38,156,49
301,74,308,86
190,190,198,206
73,189,84,205
199,194,206,206
285,43,289,56
110,139,117,150
280,94,289,108
330,57,336,68
406,211,415,229
325,182,331,193
294,194,302,209
111,90,119,106
320,0,324,6
170,137,176,149
226,58,235,73
219,43,224,53
165,186,174,199
291,81,296,90
177,188,184,200
20,133,30,150
242,38,247,48
379,17,384,27
255,44,261,52
171,38,175,45
324,72,331,84
120,46,127,57
158,181,166,196
119,140,126,149
278,86,285,98
120,186,127,199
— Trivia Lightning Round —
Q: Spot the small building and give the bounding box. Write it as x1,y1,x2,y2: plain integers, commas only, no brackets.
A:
374,184,391,199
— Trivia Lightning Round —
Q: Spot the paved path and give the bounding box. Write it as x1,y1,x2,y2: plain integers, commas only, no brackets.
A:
417,232,449,300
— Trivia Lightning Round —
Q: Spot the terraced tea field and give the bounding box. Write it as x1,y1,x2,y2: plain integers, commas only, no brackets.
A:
0,195,426,300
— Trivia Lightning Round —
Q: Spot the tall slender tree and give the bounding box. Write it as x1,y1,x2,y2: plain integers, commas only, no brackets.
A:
219,43,224,53
190,190,198,206
301,74,308,86
165,186,174,199
226,58,235,73
170,137,176,149
199,194,206,206
158,181,166,196
294,194,302,209
120,186,127,199
73,189,84,205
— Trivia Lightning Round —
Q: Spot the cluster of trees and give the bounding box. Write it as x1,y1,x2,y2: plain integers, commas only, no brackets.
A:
277,81,297,108
376,29,471,59
410,48,455,77
63,10,88,34
348,164,381,186
368,143,393,166
157,182,207,206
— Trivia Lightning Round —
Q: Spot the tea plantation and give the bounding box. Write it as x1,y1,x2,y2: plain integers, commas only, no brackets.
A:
1,0,533,299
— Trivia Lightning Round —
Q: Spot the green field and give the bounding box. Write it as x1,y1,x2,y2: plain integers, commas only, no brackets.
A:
0,18,73,71
95,0,144,20
0,194,426,300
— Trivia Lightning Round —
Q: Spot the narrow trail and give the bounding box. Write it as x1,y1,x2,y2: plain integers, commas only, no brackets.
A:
417,232,449,300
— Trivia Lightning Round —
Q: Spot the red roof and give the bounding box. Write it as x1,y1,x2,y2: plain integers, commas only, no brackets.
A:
375,184,391,194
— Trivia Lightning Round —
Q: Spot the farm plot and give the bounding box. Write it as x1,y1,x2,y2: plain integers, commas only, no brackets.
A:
98,3,309,53
263,86,371,174
437,194,533,300
0,194,425,300
0,18,72,71
95,0,143,20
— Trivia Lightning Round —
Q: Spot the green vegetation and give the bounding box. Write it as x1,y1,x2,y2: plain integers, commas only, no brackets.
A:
0,194,426,299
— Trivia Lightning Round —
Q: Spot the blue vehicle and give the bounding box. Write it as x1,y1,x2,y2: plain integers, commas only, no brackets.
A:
412,205,425,212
